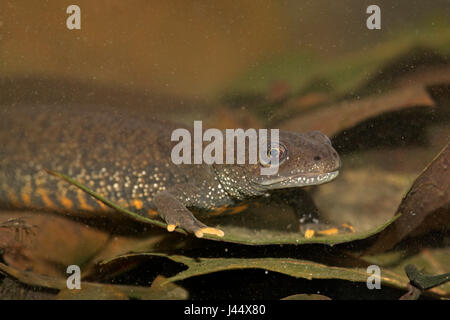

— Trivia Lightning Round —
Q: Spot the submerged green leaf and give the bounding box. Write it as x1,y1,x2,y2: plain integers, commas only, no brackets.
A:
100,252,408,291
223,23,450,98
47,170,399,246
363,247,450,298
281,294,331,300
405,264,450,291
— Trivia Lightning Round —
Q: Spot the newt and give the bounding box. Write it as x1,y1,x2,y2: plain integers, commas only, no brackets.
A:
0,105,341,238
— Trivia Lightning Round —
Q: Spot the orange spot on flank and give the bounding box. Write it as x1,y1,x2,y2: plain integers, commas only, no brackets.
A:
117,199,128,208
21,193,31,206
133,199,143,210
7,191,21,207
59,196,73,210
76,189,94,211
36,188,57,209
95,199,110,212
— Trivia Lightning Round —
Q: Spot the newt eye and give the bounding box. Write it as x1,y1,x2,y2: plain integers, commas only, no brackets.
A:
267,142,288,163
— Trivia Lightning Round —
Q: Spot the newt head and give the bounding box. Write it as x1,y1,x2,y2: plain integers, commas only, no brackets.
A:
213,130,341,197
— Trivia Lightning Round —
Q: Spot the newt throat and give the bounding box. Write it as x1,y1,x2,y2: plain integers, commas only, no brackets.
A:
254,170,339,190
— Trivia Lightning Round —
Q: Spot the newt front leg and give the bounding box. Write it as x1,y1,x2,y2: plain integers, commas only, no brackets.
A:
153,187,225,238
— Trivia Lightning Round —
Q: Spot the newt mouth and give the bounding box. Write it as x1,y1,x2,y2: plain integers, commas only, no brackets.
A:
256,170,339,189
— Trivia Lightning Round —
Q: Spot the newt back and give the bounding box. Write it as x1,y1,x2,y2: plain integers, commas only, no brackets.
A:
0,105,223,216
0,104,341,237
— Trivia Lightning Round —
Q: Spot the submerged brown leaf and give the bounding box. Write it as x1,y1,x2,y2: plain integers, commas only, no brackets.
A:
0,211,176,279
279,85,435,136
0,263,188,300
367,144,450,254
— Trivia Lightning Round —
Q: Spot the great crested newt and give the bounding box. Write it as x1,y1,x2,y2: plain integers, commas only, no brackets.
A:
0,105,341,238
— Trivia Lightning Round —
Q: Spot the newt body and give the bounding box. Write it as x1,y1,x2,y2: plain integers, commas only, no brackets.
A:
0,105,340,237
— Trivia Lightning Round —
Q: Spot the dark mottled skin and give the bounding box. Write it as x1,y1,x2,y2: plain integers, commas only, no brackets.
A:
0,105,340,237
